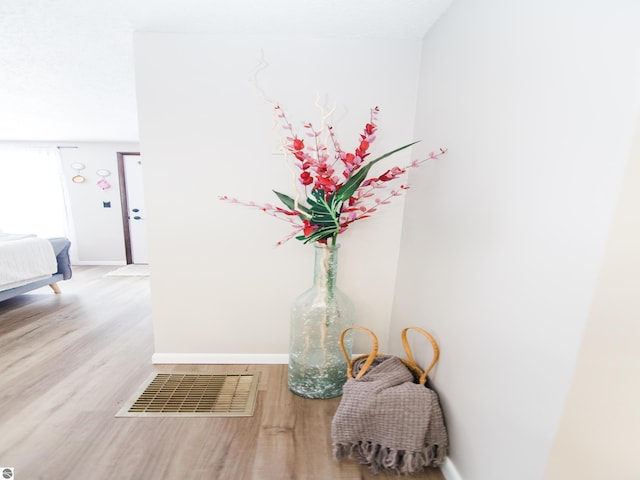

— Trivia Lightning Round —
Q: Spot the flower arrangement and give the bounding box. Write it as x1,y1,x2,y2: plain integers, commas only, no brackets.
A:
220,105,446,246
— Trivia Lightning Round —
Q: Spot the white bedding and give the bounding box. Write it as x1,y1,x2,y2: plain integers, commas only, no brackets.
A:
0,232,38,242
0,235,58,291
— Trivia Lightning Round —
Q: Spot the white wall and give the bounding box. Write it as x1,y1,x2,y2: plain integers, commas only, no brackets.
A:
544,116,640,479
59,142,139,264
134,33,423,359
390,1,640,479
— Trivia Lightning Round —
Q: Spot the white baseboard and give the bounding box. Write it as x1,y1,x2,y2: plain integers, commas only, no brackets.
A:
72,260,126,266
152,353,289,364
442,457,463,480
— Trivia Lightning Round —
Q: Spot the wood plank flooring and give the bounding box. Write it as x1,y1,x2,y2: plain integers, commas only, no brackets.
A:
0,267,444,480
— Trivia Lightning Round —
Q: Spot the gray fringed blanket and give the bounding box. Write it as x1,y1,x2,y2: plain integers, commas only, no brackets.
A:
331,356,448,474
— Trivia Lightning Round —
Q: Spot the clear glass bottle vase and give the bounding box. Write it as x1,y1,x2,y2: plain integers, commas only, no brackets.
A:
288,243,354,399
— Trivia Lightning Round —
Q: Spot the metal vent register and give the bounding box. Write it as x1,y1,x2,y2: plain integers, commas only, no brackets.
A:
116,373,260,417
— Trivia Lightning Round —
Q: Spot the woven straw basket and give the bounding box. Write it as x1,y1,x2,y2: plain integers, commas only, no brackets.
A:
332,325,448,474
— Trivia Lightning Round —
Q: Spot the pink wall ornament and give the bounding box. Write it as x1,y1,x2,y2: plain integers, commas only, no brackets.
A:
96,169,111,190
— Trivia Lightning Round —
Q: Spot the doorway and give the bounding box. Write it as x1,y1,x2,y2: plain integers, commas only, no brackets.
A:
117,152,149,264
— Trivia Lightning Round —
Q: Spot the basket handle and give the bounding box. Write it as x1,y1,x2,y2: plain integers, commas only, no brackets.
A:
340,326,379,380
401,326,440,385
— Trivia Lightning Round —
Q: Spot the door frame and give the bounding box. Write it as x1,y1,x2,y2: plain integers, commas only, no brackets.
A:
117,151,141,265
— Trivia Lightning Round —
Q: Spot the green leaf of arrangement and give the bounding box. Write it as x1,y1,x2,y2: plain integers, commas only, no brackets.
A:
303,228,334,244
336,141,420,202
273,190,311,218
307,192,336,223
303,190,341,243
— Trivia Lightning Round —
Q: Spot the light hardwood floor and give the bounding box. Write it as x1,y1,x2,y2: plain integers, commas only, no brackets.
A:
0,267,444,480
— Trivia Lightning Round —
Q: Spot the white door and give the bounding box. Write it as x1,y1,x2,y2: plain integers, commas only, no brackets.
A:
123,154,149,264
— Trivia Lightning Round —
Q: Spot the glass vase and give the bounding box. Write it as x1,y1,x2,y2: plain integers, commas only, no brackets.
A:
288,243,355,399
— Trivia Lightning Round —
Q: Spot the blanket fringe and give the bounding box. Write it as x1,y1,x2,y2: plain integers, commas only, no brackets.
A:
333,441,446,474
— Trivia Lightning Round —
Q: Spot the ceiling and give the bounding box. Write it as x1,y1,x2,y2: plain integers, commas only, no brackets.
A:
0,0,452,143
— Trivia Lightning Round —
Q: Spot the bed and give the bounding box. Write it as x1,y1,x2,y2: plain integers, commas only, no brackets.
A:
0,234,72,302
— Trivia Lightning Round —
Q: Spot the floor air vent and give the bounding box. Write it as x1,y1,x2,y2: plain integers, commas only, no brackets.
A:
116,372,260,417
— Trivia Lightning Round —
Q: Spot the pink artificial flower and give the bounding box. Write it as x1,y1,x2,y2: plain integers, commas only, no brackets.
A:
364,123,376,135
293,138,304,150
302,220,316,237
223,103,446,246
300,171,313,186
